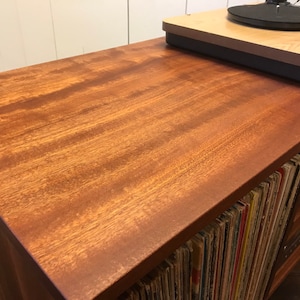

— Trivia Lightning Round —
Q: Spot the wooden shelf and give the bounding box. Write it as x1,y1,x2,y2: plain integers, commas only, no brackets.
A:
268,244,300,298
267,192,300,298
0,37,300,299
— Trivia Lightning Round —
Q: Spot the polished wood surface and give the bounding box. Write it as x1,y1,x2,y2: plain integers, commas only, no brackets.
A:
269,261,300,300
268,246,300,297
268,194,300,297
1,38,300,299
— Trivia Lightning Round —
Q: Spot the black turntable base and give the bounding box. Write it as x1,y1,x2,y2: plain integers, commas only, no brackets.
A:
228,1,300,30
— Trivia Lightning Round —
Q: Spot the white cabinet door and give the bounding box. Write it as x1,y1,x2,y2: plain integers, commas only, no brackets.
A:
129,0,186,43
51,0,128,59
16,0,57,66
228,0,261,7
0,1,26,72
186,0,227,14
0,0,56,72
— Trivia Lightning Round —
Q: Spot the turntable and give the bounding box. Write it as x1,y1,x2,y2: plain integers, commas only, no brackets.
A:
228,0,300,30
163,1,300,81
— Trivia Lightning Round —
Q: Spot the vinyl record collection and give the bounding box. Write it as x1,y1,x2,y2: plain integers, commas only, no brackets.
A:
119,154,300,300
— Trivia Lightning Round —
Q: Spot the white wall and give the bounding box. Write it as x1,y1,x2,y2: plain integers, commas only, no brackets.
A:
0,0,26,71
0,0,233,72
16,0,57,66
187,0,228,14
0,0,56,71
51,0,128,59
129,0,186,43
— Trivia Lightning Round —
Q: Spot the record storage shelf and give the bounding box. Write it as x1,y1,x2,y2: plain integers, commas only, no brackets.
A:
0,37,300,299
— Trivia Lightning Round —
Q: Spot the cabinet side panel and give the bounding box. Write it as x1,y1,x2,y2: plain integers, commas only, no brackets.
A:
0,219,62,300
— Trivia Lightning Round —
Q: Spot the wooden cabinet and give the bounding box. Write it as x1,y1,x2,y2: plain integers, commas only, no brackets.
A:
0,37,299,300
267,193,300,298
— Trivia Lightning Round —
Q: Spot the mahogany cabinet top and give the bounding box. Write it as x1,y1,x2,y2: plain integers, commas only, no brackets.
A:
0,38,300,299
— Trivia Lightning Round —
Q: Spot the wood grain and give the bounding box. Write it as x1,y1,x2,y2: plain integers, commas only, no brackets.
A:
1,37,300,299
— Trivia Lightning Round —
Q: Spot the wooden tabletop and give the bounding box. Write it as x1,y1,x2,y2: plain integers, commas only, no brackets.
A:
1,37,300,299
